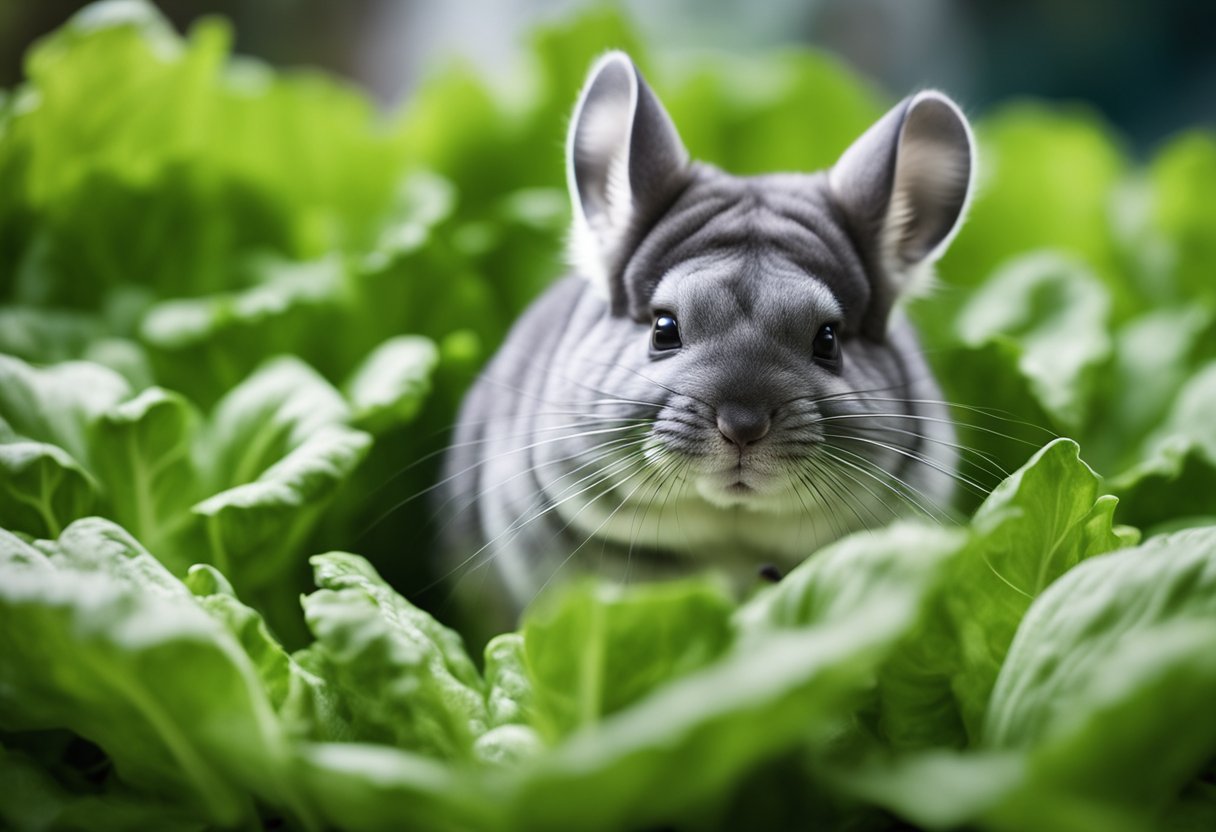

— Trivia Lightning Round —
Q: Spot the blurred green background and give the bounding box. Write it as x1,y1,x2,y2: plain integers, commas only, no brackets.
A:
3,0,1214,153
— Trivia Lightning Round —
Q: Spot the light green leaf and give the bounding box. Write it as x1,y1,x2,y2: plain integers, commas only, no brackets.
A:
89,387,198,559
194,424,371,589
301,553,487,760
140,256,347,352
0,429,98,538
872,440,1130,748
185,563,350,742
1085,305,1215,473
956,254,1113,430
298,743,499,832
500,524,961,832
0,354,130,463
198,356,352,491
663,49,884,175
986,527,1216,745
1108,362,1216,527
953,440,1130,731
483,633,534,730
0,517,313,829
523,579,734,740
191,358,371,590
343,335,439,434
0,306,102,364
831,526,1216,831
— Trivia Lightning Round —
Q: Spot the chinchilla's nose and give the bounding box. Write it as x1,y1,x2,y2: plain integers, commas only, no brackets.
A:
716,403,771,448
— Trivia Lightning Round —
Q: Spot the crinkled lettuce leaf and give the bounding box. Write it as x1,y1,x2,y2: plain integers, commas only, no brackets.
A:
300,553,488,760
0,519,315,829
831,527,1216,832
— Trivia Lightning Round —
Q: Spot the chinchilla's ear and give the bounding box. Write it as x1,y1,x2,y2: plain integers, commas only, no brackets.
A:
830,90,975,335
566,51,689,303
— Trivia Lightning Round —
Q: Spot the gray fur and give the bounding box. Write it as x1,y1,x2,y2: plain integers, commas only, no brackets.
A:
440,53,974,619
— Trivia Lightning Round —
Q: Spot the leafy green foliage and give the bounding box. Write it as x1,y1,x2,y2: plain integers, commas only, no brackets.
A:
1,2,1214,830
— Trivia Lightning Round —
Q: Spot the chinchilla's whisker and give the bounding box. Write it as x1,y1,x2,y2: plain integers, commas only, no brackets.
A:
794,461,856,542
800,463,845,545
822,442,960,523
532,452,675,604
362,423,650,536
785,468,827,552
811,409,1042,450
830,420,1011,483
434,433,651,536
622,453,688,581
475,375,659,415
464,452,653,593
439,417,649,455
814,453,906,529
444,408,652,431
812,454,880,540
649,457,690,568
363,411,649,500
433,452,651,594
821,397,1055,442
777,379,927,410
819,445,954,525
821,431,990,499
818,460,893,533
550,374,671,412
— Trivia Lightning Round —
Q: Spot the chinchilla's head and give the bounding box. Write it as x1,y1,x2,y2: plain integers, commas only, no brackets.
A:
562,52,974,514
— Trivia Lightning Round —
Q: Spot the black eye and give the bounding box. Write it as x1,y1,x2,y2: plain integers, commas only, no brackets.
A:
651,313,682,352
813,323,840,365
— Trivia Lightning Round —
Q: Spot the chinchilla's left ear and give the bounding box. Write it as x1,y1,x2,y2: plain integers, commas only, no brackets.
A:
830,91,975,335
566,51,689,307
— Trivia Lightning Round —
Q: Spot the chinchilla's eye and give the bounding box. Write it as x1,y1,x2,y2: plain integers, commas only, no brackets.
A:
813,323,841,365
651,313,682,352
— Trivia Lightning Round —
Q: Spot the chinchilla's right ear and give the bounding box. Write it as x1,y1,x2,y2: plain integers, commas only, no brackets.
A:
830,91,975,337
566,52,689,306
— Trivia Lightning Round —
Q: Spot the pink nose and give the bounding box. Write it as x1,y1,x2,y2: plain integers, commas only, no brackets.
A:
716,403,771,448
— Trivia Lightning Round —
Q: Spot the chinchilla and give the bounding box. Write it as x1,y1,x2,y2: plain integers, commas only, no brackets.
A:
440,51,974,621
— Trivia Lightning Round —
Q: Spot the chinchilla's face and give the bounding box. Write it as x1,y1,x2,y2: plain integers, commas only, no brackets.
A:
562,52,974,518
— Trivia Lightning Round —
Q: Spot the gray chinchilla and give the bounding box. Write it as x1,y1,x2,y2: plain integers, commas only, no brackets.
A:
440,52,975,622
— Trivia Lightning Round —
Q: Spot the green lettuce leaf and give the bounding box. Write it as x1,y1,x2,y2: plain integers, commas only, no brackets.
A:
1108,362,1216,529
0,428,98,540
342,335,439,434
184,563,350,743
833,526,1216,832
0,518,314,828
522,579,734,740
955,254,1113,431
871,439,1132,748
88,387,198,560
0,355,129,537
300,553,487,760
191,358,372,591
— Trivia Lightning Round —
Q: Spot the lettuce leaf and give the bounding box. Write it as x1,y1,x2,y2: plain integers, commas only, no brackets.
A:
0,519,315,828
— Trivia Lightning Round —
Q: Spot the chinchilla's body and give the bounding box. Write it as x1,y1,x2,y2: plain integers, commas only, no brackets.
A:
441,53,975,619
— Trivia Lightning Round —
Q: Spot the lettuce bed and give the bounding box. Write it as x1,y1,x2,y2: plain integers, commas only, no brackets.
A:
2,3,1215,830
